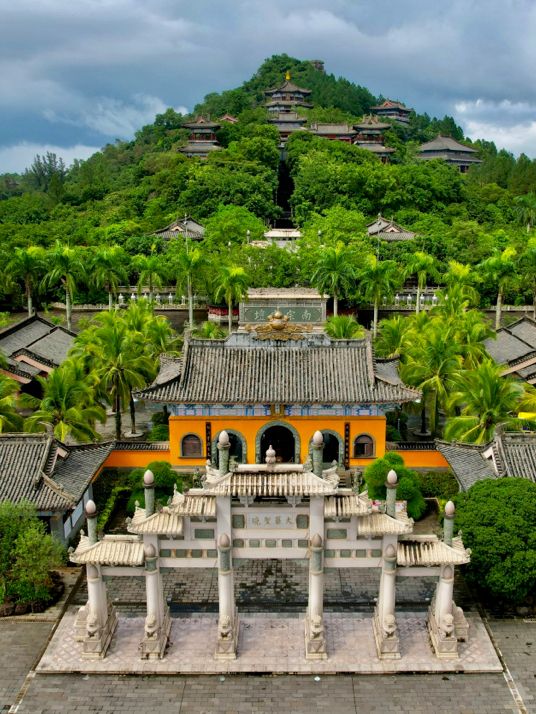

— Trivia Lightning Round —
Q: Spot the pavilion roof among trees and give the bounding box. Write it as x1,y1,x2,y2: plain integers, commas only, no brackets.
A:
153,216,205,241
367,215,416,242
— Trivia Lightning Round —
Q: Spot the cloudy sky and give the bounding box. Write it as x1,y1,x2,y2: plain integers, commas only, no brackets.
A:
1,0,536,172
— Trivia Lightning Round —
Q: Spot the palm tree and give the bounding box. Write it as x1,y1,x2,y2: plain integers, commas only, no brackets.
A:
7,246,45,317
311,242,356,317
0,372,23,433
24,363,105,442
454,310,495,369
214,265,249,333
42,242,86,331
91,245,128,310
358,255,400,338
401,320,462,436
445,360,527,443
514,194,536,233
325,315,364,339
478,247,517,329
518,241,536,319
133,253,167,301
172,246,207,328
375,314,415,358
404,251,437,314
90,312,156,438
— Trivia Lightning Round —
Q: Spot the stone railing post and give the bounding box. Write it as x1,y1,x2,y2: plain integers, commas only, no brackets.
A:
144,469,155,518
385,469,397,518
218,430,230,476
312,430,323,478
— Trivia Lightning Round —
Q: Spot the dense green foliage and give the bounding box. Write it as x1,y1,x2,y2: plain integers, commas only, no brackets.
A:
364,452,426,520
455,479,536,604
0,502,64,606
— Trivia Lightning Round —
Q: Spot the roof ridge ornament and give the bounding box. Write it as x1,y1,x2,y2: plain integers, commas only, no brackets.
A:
246,311,312,341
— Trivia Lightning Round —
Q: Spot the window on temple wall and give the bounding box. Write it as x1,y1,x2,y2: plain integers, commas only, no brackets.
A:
353,434,374,458
181,434,203,457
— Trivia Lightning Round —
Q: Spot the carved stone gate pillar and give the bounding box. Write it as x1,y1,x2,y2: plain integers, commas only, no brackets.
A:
140,543,171,659
373,541,400,659
215,533,239,659
305,533,327,659
76,501,118,659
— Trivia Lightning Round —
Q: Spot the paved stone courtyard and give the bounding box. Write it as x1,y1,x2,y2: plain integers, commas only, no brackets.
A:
1,562,535,713
38,609,501,675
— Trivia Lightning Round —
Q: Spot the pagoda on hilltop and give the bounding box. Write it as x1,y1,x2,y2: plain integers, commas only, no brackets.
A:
264,71,313,113
179,116,221,159
371,99,412,125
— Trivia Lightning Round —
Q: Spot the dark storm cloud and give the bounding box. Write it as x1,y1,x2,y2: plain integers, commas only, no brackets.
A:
1,0,535,171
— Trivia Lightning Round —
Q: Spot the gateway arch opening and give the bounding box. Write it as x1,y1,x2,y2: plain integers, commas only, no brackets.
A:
260,425,296,463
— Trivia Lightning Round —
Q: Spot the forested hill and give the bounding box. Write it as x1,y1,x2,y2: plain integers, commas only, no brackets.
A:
1,53,536,314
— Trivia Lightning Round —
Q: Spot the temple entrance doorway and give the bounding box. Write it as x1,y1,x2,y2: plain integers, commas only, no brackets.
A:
322,432,340,465
260,425,296,463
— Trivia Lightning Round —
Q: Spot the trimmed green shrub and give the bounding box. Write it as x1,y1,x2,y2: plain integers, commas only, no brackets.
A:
414,471,459,499
364,452,426,520
455,478,536,604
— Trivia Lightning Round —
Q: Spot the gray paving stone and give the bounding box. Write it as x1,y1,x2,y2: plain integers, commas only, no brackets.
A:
0,621,53,710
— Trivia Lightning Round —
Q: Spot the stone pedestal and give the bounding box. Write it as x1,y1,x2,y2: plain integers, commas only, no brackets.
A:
305,533,327,660
373,542,400,660
79,565,118,660
453,602,469,641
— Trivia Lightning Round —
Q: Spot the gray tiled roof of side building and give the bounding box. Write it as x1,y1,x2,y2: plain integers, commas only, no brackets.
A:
52,442,114,502
435,440,497,491
137,334,420,405
492,432,536,481
0,434,70,511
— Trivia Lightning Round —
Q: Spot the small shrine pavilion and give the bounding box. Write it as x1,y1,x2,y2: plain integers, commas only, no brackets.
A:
371,99,412,125
367,215,416,242
70,437,471,662
179,117,221,158
152,216,205,243
418,135,482,173
264,71,313,113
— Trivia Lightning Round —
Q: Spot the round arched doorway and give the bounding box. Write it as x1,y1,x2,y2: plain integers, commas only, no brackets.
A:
322,432,341,464
259,424,297,463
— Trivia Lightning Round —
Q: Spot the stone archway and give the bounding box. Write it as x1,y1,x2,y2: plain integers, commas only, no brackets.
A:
212,429,247,465
256,421,301,464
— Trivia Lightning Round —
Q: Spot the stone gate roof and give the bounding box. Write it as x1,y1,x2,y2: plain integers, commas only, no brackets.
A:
137,332,420,405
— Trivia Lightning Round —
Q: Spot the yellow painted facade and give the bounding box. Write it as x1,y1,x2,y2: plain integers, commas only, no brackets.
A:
168,414,387,468
100,418,449,472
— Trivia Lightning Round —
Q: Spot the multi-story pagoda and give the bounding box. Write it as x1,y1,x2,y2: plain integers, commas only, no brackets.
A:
264,71,313,114
179,116,221,159
371,99,412,125
353,115,395,162
418,135,482,173
268,111,308,143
